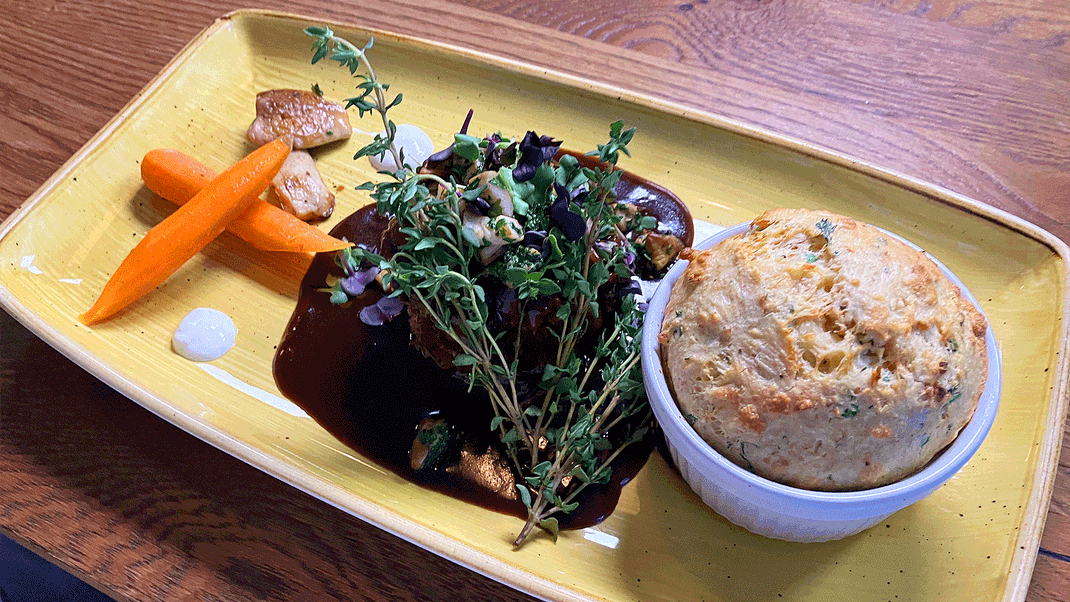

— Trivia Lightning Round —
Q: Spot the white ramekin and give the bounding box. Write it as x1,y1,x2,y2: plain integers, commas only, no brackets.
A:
641,222,1002,543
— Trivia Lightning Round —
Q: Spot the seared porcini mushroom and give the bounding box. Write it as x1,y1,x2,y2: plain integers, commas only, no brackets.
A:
270,150,335,221
638,231,685,272
246,89,352,149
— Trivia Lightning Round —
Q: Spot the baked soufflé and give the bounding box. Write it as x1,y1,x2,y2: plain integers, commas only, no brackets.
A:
659,209,988,491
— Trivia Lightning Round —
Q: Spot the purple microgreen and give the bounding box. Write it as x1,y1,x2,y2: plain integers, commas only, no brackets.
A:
468,196,492,216
513,131,561,183
377,295,404,316
594,240,616,257
338,250,359,276
551,183,586,241
340,266,380,296
424,145,453,164
522,230,547,249
358,295,404,326
421,109,477,171
485,141,518,172
359,304,385,326
619,280,642,299
459,108,474,135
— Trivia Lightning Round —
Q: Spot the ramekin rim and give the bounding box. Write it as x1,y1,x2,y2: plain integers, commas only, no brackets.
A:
641,219,1002,507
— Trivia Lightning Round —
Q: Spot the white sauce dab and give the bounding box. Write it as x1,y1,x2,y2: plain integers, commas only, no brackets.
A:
368,124,434,172
172,308,236,362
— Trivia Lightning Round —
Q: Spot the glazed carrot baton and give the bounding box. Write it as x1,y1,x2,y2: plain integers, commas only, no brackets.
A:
140,148,350,254
81,138,291,326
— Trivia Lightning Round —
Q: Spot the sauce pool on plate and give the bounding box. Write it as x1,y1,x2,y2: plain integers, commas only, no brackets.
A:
273,159,693,529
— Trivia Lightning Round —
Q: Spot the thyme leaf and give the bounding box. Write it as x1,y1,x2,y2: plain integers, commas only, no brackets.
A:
306,27,654,548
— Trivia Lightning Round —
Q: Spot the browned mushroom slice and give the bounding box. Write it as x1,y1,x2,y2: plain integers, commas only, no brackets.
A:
246,89,352,149
270,150,335,221
639,230,686,272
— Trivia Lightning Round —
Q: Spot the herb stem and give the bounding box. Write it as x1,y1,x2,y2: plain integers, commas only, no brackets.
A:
308,38,652,547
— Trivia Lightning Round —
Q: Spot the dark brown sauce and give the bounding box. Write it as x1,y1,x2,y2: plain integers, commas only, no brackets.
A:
273,164,690,530
560,149,694,247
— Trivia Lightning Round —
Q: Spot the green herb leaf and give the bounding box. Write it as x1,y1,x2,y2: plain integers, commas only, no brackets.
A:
307,29,655,549
453,354,479,367
816,218,835,238
541,517,560,542
413,237,438,251
453,134,482,161
515,484,533,508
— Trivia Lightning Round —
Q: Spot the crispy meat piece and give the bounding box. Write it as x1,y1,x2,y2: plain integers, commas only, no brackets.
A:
246,89,352,149
269,150,335,221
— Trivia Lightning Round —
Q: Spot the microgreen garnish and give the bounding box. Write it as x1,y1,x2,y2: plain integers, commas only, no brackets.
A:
589,119,635,165
306,27,656,548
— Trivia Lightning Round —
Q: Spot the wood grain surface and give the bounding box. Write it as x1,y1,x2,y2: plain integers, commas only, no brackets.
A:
1,0,1067,601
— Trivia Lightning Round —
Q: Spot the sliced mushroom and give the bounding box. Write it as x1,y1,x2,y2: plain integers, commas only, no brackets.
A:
270,150,335,222
471,171,513,217
464,213,523,264
246,89,352,149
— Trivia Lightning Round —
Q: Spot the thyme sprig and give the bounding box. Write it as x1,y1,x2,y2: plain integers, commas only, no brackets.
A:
305,26,652,548
307,26,405,171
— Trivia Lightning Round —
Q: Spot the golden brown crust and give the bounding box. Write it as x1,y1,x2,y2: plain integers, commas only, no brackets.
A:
659,209,988,491
246,89,353,149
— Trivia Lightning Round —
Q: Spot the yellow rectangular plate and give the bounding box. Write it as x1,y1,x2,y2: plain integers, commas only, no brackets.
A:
1,10,1068,602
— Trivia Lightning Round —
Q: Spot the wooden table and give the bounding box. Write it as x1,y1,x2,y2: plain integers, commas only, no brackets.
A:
1,1,1067,600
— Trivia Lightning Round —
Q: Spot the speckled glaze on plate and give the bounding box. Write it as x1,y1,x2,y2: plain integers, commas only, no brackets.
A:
0,10,1066,602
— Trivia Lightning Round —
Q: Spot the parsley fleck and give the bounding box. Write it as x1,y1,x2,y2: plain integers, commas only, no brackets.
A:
943,386,962,408
739,441,755,471
815,218,835,238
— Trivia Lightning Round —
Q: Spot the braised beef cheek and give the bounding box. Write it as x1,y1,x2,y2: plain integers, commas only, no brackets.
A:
273,161,690,528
